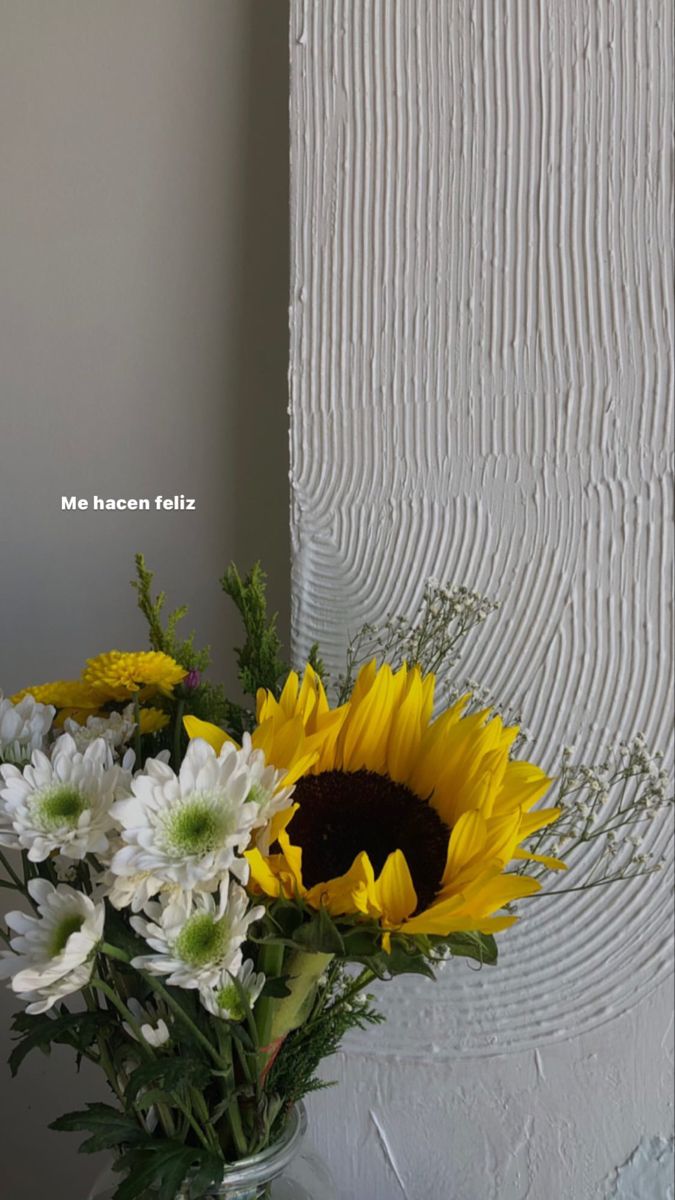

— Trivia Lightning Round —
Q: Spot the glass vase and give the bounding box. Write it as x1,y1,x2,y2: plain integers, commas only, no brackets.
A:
88,1104,337,1200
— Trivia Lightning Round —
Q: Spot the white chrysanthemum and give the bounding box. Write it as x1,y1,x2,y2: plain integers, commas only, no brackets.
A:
123,997,170,1047
109,739,267,901
63,707,136,753
0,879,104,1014
101,866,180,913
0,693,55,766
237,733,295,849
130,883,264,991
0,734,130,862
199,958,265,1021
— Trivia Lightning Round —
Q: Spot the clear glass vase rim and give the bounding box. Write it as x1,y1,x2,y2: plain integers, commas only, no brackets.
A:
206,1103,308,1191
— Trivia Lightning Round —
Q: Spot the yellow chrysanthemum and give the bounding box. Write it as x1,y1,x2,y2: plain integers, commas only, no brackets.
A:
82,651,185,703
11,681,102,713
138,706,171,735
188,662,564,947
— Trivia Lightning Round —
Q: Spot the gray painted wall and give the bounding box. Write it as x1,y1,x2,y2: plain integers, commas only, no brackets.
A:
0,3,289,1195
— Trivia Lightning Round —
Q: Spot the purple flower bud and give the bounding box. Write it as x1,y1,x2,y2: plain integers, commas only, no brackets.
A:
184,669,201,691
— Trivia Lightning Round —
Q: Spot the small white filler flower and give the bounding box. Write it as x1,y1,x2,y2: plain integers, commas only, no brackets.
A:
130,882,264,992
122,997,171,1047
109,739,270,901
0,879,104,1014
199,958,265,1021
0,734,129,861
0,693,55,766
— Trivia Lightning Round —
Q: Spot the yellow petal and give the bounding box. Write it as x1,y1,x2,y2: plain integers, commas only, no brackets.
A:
443,811,488,881
183,715,237,753
277,831,304,892
513,849,568,871
373,851,418,925
305,851,376,917
386,670,425,784
517,807,562,839
245,848,283,897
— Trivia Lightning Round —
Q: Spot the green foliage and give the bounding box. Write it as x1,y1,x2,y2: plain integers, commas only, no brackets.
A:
112,1141,222,1200
306,642,327,684
52,1106,222,1200
258,898,454,980
9,1007,115,1077
124,1058,212,1110
221,563,287,700
266,968,384,1112
131,554,229,729
443,931,498,966
132,554,210,673
49,1103,147,1154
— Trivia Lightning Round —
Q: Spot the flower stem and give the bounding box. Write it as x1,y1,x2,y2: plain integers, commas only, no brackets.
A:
0,849,28,895
132,692,142,766
99,942,223,1065
173,698,185,770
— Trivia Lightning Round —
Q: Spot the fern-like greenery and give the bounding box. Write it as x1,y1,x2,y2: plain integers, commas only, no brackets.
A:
220,564,287,699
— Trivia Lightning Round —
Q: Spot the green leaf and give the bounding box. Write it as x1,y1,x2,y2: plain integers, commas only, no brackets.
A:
260,974,292,998
9,1009,114,1077
112,1141,222,1200
49,1103,146,1154
292,908,345,955
443,930,498,965
125,1057,211,1108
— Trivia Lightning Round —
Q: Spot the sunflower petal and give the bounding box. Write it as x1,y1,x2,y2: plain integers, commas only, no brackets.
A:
373,850,418,925
513,849,568,871
443,810,488,881
183,716,236,754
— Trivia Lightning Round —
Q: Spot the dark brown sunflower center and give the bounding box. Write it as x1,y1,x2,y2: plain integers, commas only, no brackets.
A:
289,769,449,914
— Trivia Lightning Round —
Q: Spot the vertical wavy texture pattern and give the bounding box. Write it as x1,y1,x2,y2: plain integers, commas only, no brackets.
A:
289,0,673,1061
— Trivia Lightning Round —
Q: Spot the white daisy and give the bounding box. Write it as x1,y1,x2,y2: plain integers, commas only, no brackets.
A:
237,732,295,849
0,879,104,1014
122,997,170,1048
63,707,136,754
0,733,130,862
101,866,178,914
199,958,265,1022
0,693,55,767
109,739,265,902
130,883,264,992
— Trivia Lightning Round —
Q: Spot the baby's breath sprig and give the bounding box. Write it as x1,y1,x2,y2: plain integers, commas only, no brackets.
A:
336,580,499,703
521,735,673,892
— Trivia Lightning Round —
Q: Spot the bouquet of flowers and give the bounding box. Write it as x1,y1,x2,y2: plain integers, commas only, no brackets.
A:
0,557,671,1200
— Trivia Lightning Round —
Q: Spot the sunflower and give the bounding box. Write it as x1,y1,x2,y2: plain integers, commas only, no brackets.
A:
188,663,564,947
82,651,185,702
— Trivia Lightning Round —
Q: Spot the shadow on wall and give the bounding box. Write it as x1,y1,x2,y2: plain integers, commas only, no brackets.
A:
230,1,291,640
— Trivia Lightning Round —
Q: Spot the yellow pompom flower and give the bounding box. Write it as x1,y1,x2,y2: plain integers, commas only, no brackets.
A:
138,706,171,735
82,651,185,702
187,662,564,948
11,681,102,714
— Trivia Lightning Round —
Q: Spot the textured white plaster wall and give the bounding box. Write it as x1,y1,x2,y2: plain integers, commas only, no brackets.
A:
289,3,674,1197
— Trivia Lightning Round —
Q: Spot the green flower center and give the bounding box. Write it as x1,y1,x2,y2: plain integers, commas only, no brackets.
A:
245,783,266,807
215,981,243,1020
164,799,229,857
49,913,85,957
37,787,88,828
175,913,230,967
